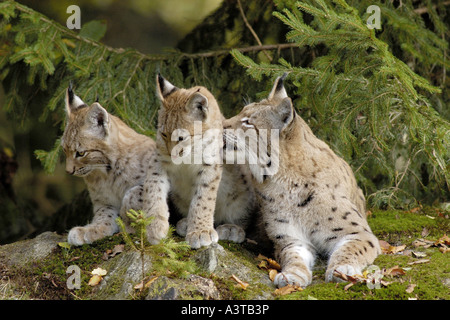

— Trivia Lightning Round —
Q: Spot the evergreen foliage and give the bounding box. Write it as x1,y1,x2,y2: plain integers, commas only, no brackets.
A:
232,0,450,208
0,0,449,208
116,210,196,279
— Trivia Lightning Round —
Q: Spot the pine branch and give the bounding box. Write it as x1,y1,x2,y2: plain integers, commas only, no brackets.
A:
233,0,450,207
414,1,450,14
7,1,297,64
237,0,272,61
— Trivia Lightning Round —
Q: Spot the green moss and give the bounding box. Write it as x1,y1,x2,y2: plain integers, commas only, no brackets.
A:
3,206,447,300
368,207,449,245
22,234,126,299
277,207,450,300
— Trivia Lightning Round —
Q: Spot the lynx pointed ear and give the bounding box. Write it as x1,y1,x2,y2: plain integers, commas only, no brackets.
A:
156,74,178,101
186,91,208,121
267,73,288,102
65,83,87,115
86,103,110,137
273,97,295,130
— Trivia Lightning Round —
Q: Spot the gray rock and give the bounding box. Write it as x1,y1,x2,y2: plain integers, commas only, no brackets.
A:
96,251,152,300
145,274,221,300
0,231,65,267
192,242,225,272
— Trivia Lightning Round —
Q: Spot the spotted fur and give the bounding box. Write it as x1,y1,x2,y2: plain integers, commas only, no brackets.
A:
61,85,156,245
223,75,381,287
141,75,255,249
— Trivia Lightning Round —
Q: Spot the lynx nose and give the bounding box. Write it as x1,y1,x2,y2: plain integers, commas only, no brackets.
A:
66,167,75,175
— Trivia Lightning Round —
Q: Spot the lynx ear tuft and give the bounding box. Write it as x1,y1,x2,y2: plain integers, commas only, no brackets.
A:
267,73,288,102
156,74,178,100
65,83,87,115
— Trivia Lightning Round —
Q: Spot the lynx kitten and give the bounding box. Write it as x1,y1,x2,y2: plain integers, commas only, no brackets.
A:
62,85,155,245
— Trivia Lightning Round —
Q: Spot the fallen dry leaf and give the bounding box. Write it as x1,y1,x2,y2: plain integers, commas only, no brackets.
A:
274,284,303,296
406,284,416,293
439,246,449,254
412,239,433,248
334,271,361,284
134,276,158,291
102,244,125,260
256,254,281,271
379,240,390,251
269,269,278,281
384,266,406,277
88,267,107,286
267,258,281,271
391,244,406,254
435,234,450,246
411,251,427,258
88,275,103,286
91,267,107,276
344,282,354,291
230,274,249,290
379,240,406,254
407,259,430,265
257,260,269,270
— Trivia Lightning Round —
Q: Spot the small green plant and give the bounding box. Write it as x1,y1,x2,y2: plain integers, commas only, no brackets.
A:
116,210,197,281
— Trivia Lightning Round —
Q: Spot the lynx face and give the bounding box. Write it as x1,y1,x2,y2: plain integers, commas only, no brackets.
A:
61,88,112,177
155,76,223,163
222,79,293,182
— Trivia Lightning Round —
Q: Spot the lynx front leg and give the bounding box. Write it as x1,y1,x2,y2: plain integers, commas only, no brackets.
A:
68,204,119,246
269,233,316,288
325,233,381,282
142,156,171,245
185,165,221,249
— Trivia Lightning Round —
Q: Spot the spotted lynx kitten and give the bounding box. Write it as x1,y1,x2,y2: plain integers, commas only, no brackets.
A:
223,74,381,287
139,75,255,249
62,85,156,245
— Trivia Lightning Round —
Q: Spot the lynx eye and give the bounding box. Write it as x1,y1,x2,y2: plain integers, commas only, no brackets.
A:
241,117,254,129
75,151,86,158
161,132,168,139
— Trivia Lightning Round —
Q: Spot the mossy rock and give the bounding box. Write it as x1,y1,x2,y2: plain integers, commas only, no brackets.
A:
192,242,275,300
95,251,152,300
0,231,65,267
0,206,448,300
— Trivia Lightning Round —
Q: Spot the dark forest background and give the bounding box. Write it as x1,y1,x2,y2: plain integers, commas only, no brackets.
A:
1,0,449,244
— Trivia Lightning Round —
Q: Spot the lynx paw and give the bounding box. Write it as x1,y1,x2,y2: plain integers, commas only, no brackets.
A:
326,264,362,282
216,224,245,243
176,218,188,237
273,270,311,288
146,218,169,245
68,224,117,246
186,228,219,249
